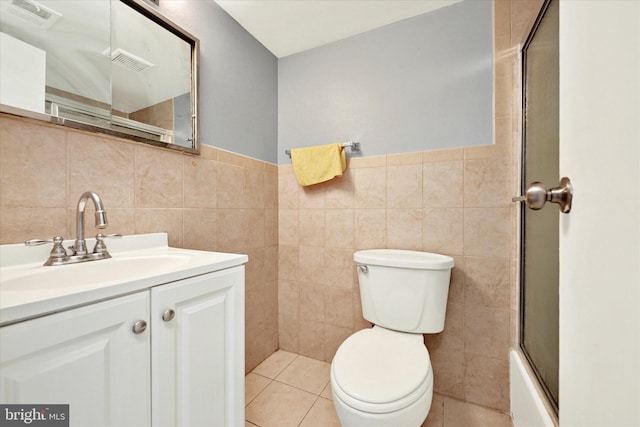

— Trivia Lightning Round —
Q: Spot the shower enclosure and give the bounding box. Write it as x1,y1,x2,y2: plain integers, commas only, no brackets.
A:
518,0,559,415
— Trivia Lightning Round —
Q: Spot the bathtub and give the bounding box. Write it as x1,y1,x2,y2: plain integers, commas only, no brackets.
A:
510,349,557,427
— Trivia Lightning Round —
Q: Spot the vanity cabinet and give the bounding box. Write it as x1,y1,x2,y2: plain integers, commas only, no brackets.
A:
0,266,244,427
0,292,151,426
151,266,244,427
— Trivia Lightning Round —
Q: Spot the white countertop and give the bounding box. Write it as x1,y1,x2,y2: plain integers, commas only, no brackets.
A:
0,233,248,325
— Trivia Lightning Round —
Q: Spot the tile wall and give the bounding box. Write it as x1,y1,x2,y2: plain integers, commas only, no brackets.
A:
276,0,544,413
277,146,517,412
0,115,280,372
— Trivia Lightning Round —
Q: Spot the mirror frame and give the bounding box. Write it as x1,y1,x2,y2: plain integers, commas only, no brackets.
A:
0,0,200,155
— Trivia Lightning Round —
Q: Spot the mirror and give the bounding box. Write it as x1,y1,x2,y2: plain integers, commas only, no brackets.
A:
0,0,199,154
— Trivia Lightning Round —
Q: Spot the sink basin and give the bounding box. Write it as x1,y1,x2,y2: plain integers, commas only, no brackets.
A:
0,233,249,325
1,254,192,292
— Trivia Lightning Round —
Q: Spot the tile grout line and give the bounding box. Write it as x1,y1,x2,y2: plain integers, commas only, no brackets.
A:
271,377,328,397
296,393,323,427
273,354,299,381
245,353,302,416
244,374,274,408
246,352,336,427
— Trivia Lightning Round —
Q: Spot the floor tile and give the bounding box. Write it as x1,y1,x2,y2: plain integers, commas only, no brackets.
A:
245,373,271,406
320,382,333,401
246,381,317,427
299,397,341,427
276,355,331,394
252,350,297,379
245,353,513,427
443,397,513,427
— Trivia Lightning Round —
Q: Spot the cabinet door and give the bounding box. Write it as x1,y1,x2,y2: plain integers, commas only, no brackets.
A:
151,267,245,427
0,292,150,427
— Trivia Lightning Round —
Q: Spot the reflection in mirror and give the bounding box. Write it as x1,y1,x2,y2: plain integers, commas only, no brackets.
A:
111,0,194,148
0,0,199,154
0,0,111,125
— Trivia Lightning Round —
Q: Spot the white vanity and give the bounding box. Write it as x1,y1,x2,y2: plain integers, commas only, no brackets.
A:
0,233,247,427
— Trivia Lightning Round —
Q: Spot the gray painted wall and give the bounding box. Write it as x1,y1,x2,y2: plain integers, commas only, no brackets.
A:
159,1,278,164
278,0,493,164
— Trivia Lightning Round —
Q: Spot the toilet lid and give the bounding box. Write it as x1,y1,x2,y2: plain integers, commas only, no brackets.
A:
331,327,432,413
354,249,454,270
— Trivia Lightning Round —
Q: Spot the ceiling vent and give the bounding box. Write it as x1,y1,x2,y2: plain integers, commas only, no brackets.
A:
108,48,155,73
8,0,62,30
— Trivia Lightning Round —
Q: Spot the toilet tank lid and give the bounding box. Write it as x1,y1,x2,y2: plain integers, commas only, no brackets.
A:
354,249,454,270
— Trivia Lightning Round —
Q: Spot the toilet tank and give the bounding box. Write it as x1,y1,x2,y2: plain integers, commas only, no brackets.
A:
354,249,454,334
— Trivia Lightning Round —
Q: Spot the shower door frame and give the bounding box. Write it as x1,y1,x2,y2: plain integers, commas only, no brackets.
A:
517,0,559,416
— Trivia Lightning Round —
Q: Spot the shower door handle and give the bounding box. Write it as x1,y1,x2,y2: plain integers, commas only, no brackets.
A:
512,177,573,213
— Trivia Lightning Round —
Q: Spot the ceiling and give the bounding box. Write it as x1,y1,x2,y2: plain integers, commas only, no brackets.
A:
214,0,463,58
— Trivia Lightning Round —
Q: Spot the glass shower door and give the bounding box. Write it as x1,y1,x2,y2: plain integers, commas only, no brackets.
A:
519,0,559,412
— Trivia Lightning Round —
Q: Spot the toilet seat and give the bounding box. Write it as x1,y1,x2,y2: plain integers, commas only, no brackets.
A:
331,327,433,414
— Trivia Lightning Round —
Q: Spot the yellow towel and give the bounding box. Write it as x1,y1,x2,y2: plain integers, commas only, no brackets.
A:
291,143,347,187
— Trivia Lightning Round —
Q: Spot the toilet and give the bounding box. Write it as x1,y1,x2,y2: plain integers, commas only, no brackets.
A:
330,249,454,427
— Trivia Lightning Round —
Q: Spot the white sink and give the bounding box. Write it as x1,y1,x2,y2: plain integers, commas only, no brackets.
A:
0,233,248,325
1,254,192,292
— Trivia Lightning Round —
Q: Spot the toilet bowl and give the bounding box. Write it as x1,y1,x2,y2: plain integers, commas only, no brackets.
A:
331,326,433,427
330,249,453,427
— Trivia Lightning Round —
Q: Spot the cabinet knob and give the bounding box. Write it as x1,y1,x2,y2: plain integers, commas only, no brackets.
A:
162,309,176,322
132,320,147,334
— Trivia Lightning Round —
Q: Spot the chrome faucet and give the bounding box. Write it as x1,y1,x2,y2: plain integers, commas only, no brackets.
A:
71,191,108,256
25,191,121,266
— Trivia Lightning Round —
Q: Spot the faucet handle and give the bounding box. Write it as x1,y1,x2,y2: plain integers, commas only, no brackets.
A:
25,236,68,260
26,237,57,246
93,233,122,254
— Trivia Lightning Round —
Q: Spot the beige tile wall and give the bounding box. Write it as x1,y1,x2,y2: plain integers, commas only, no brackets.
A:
276,0,544,413
0,114,279,373
277,144,516,411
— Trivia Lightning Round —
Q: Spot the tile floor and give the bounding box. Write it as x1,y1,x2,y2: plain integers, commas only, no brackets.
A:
245,350,337,427
245,350,514,427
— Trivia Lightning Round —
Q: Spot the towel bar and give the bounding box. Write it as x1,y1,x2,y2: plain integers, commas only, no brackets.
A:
285,141,360,158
